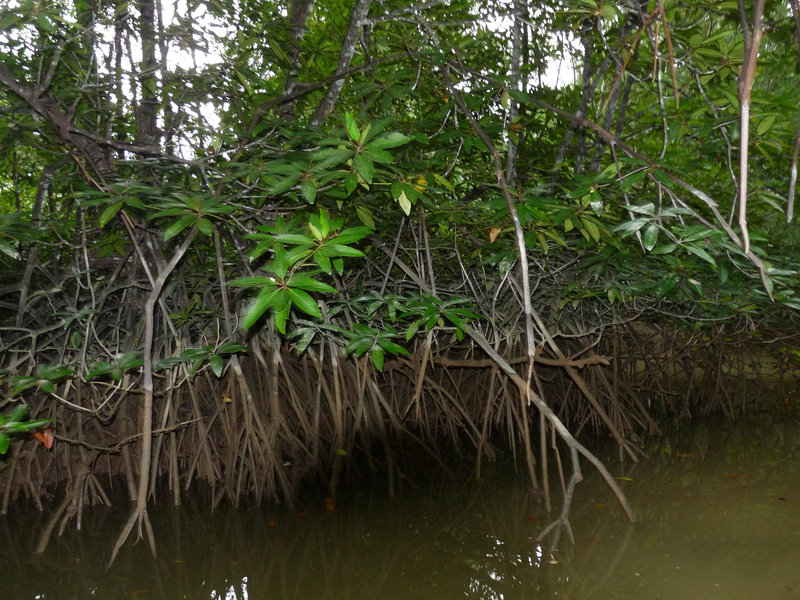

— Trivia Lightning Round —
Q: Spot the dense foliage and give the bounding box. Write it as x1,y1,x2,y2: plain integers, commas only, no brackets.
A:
2,0,800,558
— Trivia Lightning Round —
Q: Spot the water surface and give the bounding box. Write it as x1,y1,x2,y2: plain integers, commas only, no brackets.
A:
2,413,800,599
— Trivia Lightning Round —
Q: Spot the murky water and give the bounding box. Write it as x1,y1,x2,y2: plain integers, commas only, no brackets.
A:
3,412,800,599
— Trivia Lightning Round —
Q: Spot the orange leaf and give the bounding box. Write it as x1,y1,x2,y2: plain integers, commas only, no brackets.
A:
34,429,54,450
489,226,502,243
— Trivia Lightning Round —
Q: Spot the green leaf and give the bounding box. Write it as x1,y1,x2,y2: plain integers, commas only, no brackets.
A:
11,376,39,396
268,176,300,196
685,243,717,266
624,202,655,215
718,262,729,284
242,286,280,330
756,114,775,137
643,223,659,251
377,338,409,355
319,244,365,258
687,278,703,296
347,336,374,355
362,148,394,164
286,274,337,293
314,252,332,273
367,132,410,149
311,148,353,170
651,243,677,254
0,433,9,454
0,240,18,260
581,218,601,243
345,113,361,142
345,173,358,195
589,196,604,216
619,169,648,192
9,404,28,423
229,276,276,288
330,226,371,244
398,190,412,215
598,3,618,18
612,218,649,234
196,218,213,236
300,180,317,204
86,361,114,380
274,233,315,245
650,170,674,188
164,215,195,241
209,355,224,377
406,319,422,340
287,288,321,318
356,206,375,229
274,301,291,334
370,346,385,371
217,342,248,354
432,173,454,192
37,365,75,380
354,154,374,183
99,202,123,228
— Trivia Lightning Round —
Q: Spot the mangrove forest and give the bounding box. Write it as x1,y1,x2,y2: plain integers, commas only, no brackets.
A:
2,0,800,568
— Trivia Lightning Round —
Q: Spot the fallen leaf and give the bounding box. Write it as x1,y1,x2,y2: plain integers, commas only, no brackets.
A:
522,516,539,522
676,453,695,458
33,428,54,450
616,476,634,482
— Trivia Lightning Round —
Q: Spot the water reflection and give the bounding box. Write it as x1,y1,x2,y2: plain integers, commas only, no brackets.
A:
3,411,800,599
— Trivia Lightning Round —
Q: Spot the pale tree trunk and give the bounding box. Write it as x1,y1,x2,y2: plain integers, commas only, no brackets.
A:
735,0,765,253
504,0,526,189
310,0,372,126
285,0,315,97
137,0,160,149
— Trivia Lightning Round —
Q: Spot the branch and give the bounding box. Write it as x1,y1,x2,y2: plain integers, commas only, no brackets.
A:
736,0,765,253
310,0,373,126
0,63,111,177
530,97,773,300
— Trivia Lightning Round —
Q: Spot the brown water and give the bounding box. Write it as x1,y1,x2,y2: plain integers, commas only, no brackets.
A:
2,414,800,599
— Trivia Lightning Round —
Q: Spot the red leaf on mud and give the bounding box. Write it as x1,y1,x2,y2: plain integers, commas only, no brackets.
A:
33,428,54,450
522,516,539,522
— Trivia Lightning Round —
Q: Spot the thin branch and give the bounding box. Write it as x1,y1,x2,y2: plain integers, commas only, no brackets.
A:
736,0,766,253
310,0,373,126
